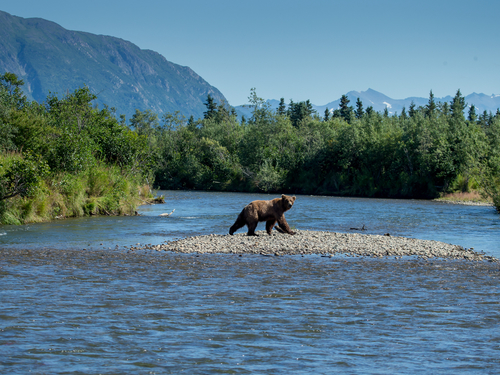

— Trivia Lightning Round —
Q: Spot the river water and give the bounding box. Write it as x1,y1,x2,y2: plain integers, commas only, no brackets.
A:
1,191,499,373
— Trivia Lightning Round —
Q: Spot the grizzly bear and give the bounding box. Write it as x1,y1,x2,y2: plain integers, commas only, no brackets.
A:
229,194,296,236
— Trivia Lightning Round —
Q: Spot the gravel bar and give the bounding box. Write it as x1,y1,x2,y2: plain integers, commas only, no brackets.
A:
130,230,497,261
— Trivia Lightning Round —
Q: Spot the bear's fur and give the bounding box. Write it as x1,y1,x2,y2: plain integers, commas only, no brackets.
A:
229,194,296,236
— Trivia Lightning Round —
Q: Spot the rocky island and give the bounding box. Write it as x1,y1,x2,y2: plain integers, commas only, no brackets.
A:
129,230,497,262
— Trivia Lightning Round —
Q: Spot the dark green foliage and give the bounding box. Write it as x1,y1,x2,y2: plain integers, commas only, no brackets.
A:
409,101,416,118
400,107,407,120
203,95,218,120
468,105,477,122
277,98,286,116
355,98,364,119
425,90,436,118
451,89,466,119
0,152,49,201
339,94,353,123
324,108,330,122
148,88,500,210
6,74,498,213
288,100,314,127
0,73,153,223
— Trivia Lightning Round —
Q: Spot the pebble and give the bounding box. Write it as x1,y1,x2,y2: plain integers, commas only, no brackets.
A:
131,230,497,262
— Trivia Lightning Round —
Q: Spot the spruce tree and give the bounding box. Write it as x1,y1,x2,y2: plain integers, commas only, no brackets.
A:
324,108,330,122
400,107,407,120
409,101,416,118
468,105,477,122
450,89,466,119
339,94,353,123
277,98,286,116
203,94,217,119
425,90,436,118
355,97,364,119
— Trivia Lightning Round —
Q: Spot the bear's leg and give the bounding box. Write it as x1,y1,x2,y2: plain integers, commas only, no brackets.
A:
266,219,276,235
229,212,246,235
277,216,295,235
246,220,258,236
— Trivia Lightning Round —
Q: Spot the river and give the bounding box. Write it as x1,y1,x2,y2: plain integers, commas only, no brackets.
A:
1,191,499,373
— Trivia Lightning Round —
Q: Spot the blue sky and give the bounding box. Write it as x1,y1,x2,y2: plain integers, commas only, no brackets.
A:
1,0,499,106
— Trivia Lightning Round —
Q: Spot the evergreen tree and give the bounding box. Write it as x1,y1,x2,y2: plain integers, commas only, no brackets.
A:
478,110,491,127
277,98,286,116
324,107,330,122
339,94,353,123
203,94,217,119
288,100,314,127
287,100,294,117
409,101,416,117
305,100,314,116
365,106,374,116
450,89,466,119
468,105,477,122
187,115,196,131
440,101,450,117
383,107,389,117
400,107,407,120
425,90,436,118
355,97,364,119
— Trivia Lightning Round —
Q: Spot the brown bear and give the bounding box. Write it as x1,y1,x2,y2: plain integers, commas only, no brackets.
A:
229,194,296,236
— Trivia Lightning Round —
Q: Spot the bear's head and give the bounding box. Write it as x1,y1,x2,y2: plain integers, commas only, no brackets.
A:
281,194,296,211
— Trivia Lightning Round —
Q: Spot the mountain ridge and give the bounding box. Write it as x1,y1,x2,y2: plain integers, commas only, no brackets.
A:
0,10,226,120
235,88,500,119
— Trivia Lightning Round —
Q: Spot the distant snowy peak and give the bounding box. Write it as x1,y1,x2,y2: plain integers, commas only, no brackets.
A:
234,89,500,119
313,89,500,116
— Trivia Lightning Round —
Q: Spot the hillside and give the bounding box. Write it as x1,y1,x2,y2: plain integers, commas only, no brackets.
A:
0,10,226,120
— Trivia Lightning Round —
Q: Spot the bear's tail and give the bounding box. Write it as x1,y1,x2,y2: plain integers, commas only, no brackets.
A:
229,210,246,235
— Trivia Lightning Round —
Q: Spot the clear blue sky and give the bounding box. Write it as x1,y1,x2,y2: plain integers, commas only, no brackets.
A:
1,0,499,105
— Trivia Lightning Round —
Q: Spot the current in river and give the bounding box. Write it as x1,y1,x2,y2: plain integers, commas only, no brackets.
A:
1,191,499,374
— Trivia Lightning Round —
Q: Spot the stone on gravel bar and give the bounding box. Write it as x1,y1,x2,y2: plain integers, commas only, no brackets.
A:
131,230,497,261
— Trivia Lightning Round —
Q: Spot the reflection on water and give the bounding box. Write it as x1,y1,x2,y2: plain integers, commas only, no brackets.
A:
1,190,499,257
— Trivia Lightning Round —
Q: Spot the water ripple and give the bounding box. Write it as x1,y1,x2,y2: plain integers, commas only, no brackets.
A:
1,250,499,374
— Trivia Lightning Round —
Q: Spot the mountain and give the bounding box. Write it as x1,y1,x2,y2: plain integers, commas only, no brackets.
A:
0,10,226,120
318,89,500,116
235,89,500,119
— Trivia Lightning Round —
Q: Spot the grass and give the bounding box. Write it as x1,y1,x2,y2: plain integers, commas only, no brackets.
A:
434,190,493,205
0,161,150,225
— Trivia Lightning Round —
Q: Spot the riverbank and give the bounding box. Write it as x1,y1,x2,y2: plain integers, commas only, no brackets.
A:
433,191,493,206
129,230,497,261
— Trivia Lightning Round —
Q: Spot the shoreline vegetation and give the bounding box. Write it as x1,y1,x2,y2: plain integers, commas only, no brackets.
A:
433,191,493,206
127,230,498,262
1,72,500,225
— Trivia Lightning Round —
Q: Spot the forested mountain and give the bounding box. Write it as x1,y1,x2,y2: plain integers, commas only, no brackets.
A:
0,10,226,120
235,89,500,119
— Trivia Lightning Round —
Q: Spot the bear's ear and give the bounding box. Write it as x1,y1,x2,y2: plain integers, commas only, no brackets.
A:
281,194,286,199
292,196,296,202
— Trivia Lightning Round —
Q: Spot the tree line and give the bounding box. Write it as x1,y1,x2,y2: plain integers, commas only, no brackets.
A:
2,71,500,224
133,88,500,212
